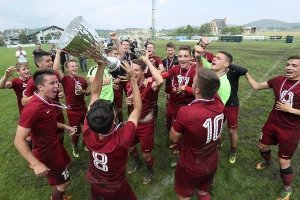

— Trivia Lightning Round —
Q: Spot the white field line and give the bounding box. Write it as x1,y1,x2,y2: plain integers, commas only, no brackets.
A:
240,42,298,105
143,174,174,200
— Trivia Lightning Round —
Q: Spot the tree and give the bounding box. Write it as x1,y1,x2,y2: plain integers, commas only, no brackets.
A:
0,37,4,46
45,33,52,41
18,33,29,44
30,33,38,44
198,23,211,36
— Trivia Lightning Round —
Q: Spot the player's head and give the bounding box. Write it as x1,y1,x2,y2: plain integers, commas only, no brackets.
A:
210,51,233,73
166,42,175,58
286,55,300,80
64,59,78,76
122,40,130,53
34,51,53,69
107,46,118,57
146,42,155,56
16,62,30,79
87,100,116,134
50,44,55,49
131,59,147,83
192,68,220,99
37,44,41,50
178,45,192,69
18,46,22,51
33,69,58,100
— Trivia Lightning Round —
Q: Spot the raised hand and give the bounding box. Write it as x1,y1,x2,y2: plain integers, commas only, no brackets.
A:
108,32,118,40
5,66,15,78
120,61,135,80
193,45,205,58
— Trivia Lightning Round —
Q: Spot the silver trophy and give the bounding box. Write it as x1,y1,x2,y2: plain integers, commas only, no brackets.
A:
57,16,121,73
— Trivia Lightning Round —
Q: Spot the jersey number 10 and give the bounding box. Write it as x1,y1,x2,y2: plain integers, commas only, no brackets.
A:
203,114,224,144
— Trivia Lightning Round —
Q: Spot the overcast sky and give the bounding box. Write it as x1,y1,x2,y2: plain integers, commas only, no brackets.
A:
1,0,299,31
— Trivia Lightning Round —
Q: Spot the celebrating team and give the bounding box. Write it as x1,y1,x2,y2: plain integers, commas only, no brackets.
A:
2,33,299,200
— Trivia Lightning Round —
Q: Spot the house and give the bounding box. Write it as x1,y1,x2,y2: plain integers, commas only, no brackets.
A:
210,18,227,35
244,26,257,34
27,25,64,44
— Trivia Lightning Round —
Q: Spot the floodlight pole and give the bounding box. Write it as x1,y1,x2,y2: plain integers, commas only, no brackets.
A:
151,0,156,40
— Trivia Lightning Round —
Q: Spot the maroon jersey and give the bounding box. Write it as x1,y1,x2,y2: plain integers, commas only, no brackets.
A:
144,56,163,78
168,64,196,106
60,75,88,110
173,95,224,176
19,95,62,162
10,77,29,114
126,81,158,119
267,76,300,130
83,119,136,189
203,51,214,63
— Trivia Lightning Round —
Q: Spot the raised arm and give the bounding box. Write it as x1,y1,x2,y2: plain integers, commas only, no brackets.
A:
108,32,124,59
141,54,163,92
194,45,210,69
53,49,64,81
120,61,141,127
245,72,269,90
0,67,14,89
88,59,106,107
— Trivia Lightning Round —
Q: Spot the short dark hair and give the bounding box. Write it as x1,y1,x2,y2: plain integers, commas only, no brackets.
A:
178,45,191,56
122,40,130,45
218,51,233,64
288,55,300,60
196,68,220,99
33,69,55,87
34,51,50,67
131,59,147,71
166,42,175,49
86,100,115,134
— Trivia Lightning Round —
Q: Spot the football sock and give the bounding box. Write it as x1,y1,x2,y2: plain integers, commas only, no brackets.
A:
51,186,65,200
197,193,210,200
260,149,272,162
146,156,154,170
72,135,79,146
280,166,293,188
129,147,142,164
230,146,236,153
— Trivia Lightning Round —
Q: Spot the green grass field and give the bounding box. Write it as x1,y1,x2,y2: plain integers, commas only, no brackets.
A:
0,40,300,200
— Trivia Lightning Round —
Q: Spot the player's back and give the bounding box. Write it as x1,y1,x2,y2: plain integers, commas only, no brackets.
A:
176,95,224,174
83,119,136,189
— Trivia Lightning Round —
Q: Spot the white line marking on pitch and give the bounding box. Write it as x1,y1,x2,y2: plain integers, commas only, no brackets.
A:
143,174,174,200
240,42,298,105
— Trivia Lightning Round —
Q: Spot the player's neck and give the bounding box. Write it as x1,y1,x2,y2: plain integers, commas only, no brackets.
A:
168,55,174,60
19,76,29,81
37,92,50,101
137,77,145,85
216,68,228,76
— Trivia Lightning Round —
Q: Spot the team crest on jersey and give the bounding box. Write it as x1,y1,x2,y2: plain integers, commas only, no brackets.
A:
177,75,190,86
23,83,27,88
